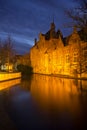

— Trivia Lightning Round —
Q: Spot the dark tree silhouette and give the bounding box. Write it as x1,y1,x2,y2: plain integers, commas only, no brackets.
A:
0,36,16,71
65,0,87,78
65,0,87,30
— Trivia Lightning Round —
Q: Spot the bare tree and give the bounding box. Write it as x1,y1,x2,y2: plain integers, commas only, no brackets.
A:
65,0,87,30
65,0,87,78
0,36,16,71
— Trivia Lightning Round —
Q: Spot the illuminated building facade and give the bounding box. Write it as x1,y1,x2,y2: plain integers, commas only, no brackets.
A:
30,22,87,77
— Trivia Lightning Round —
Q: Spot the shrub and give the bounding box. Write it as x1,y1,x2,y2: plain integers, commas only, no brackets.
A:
17,64,33,75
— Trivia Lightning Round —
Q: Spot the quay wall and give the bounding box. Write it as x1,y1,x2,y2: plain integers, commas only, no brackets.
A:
0,72,21,82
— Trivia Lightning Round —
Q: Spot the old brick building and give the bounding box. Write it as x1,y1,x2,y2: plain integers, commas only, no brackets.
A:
30,22,87,77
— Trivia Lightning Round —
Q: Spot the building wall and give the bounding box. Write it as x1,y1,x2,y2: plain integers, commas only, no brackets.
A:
30,26,87,77
19,53,31,66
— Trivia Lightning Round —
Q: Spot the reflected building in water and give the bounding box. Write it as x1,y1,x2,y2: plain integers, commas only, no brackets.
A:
27,74,87,128
26,74,87,111
10,74,87,111
0,78,21,91
1,74,87,130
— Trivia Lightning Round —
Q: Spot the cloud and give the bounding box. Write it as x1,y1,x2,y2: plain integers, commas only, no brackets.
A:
0,0,75,48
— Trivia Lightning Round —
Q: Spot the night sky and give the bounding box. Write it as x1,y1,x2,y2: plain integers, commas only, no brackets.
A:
0,0,76,47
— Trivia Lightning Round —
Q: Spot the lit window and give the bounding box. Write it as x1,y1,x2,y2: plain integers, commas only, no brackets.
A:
66,55,69,63
73,53,78,62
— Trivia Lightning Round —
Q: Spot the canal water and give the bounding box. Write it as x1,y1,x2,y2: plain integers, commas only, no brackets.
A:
0,74,87,130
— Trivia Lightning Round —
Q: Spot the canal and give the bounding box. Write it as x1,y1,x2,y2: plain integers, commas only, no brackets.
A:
0,74,87,130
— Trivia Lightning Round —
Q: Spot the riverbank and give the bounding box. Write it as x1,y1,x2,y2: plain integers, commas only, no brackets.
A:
53,74,87,80
34,73,87,80
0,72,21,82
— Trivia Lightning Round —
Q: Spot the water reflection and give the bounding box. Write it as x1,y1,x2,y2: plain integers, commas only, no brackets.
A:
21,75,87,114
1,74,87,130
0,78,21,91
30,75,82,110
21,76,32,91
29,74,87,129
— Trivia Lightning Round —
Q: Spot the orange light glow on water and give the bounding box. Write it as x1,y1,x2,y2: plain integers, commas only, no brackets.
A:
30,74,86,116
0,78,21,90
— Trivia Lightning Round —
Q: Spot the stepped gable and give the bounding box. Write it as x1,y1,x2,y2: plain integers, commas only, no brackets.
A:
42,22,63,40
64,26,87,45
64,26,81,45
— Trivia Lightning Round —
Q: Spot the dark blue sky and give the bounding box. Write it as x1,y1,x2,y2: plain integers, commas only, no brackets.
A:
0,0,76,46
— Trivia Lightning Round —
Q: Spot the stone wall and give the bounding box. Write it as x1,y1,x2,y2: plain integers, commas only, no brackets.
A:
30,24,87,77
0,72,21,81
